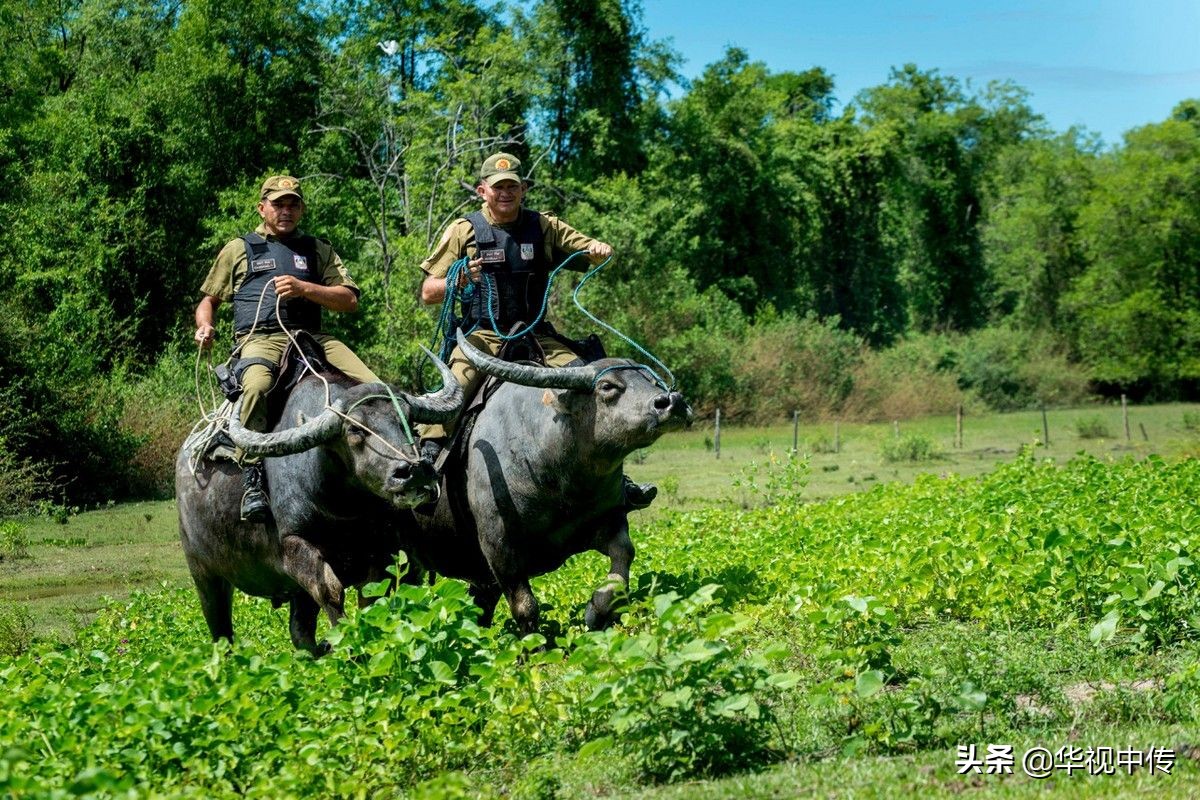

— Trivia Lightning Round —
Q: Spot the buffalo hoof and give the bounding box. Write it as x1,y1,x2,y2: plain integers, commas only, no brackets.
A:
585,600,615,631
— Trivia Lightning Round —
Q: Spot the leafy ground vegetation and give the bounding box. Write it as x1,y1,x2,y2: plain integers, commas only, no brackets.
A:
4,448,1200,797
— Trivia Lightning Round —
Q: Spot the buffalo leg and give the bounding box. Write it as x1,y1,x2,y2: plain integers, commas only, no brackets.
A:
280,535,346,627
501,579,540,635
192,572,235,643
468,583,503,627
288,594,326,655
585,519,634,631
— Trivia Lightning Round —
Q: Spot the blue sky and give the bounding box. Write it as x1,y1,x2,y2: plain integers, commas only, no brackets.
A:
639,0,1200,147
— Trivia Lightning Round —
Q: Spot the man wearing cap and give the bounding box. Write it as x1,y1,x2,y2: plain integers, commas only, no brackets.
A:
417,152,655,509
194,175,380,522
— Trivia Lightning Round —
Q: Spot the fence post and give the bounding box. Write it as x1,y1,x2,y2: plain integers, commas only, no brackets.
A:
1139,422,1149,442
1122,394,1130,441
834,421,841,454
714,408,721,460
893,420,899,438
956,404,963,449
1041,403,1050,447
792,410,799,453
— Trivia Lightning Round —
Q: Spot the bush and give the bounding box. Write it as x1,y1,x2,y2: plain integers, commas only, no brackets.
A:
0,520,29,562
728,313,861,423
1074,416,1111,439
840,336,967,422
0,602,34,657
956,326,1091,411
880,434,937,463
0,445,52,516
111,343,200,498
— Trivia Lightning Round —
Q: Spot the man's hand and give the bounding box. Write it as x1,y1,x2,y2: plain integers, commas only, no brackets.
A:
588,241,613,260
194,324,216,349
273,275,312,299
457,257,484,288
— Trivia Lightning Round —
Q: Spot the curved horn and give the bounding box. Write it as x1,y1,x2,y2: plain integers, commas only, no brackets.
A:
455,329,596,391
401,347,464,424
227,398,345,457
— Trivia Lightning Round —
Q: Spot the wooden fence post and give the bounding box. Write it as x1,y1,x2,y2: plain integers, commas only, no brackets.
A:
834,421,841,454
1041,403,1050,447
1122,394,1130,441
893,420,900,438
1139,422,1149,442
792,410,799,453
714,408,721,460
956,404,963,449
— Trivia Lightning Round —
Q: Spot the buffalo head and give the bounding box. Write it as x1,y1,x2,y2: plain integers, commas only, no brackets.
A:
228,348,462,508
455,330,692,457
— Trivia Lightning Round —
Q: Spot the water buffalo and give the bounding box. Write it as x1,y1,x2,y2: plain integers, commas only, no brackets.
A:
406,330,692,635
176,357,461,653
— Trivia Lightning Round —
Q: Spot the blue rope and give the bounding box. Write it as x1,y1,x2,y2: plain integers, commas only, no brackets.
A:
572,257,676,390
426,249,676,392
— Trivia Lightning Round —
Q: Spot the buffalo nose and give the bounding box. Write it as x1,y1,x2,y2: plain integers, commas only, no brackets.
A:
392,462,413,481
653,391,693,423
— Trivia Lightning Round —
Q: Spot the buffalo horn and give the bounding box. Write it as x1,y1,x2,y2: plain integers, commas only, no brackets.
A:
228,398,345,457
456,329,596,391
401,347,465,424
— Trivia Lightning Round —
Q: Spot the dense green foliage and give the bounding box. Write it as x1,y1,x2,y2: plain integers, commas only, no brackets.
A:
3,454,1200,795
0,0,1197,505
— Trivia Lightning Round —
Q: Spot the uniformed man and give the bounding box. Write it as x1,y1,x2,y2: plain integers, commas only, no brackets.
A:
194,175,380,522
417,152,655,509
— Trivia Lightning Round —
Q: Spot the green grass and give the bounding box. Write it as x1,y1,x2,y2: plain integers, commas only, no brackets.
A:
629,401,1200,509
4,438,1200,797
0,501,179,640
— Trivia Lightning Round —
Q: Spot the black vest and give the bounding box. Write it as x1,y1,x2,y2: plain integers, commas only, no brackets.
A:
460,209,550,330
232,232,323,335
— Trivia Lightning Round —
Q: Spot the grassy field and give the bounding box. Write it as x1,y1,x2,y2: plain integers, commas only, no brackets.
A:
4,402,1198,643
4,421,1200,797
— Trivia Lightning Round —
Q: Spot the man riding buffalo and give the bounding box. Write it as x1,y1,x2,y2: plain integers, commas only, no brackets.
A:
416,151,655,510
194,175,380,522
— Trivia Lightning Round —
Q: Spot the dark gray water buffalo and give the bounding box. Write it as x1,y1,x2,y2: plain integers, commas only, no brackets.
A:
176,359,461,653
407,330,692,635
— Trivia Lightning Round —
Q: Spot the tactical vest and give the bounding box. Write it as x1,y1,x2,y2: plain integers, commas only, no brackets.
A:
460,209,550,331
232,232,323,335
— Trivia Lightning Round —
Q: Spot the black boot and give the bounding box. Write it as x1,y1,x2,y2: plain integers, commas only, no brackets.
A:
240,463,272,523
622,474,657,511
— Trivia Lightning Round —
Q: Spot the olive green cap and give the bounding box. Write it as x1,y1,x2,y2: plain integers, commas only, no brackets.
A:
479,152,523,186
260,175,303,202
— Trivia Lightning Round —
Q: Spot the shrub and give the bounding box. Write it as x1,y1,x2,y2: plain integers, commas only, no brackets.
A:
0,520,30,562
0,445,51,516
0,602,34,657
1183,411,1200,432
880,434,937,463
728,313,861,423
956,326,1091,411
840,339,967,422
1074,416,1110,439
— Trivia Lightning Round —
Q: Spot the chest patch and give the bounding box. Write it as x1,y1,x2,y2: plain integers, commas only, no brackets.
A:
250,258,276,274
480,248,506,264
520,243,535,261
292,254,309,272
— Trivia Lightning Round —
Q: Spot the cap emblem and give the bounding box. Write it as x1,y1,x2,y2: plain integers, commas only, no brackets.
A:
278,178,297,190
494,158,512,170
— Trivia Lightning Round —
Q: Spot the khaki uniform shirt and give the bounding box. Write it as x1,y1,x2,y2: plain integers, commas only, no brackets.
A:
199,223,361,300
419,206,603,278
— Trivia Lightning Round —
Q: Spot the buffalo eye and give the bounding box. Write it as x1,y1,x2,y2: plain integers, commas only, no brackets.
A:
597,380,623,400
346,424,367,446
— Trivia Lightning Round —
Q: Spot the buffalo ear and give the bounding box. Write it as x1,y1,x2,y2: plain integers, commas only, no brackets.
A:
542,388,574,414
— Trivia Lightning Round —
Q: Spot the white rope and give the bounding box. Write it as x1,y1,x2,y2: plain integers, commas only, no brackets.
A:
189,276,419,467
